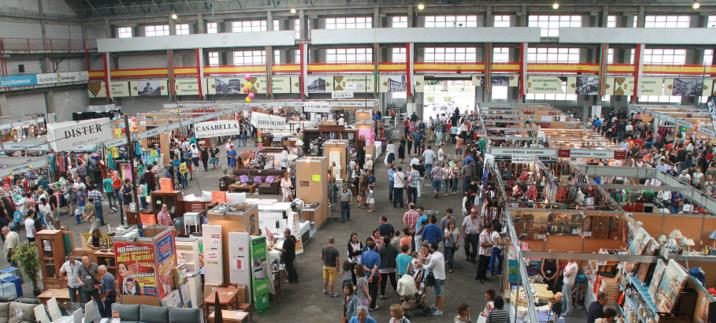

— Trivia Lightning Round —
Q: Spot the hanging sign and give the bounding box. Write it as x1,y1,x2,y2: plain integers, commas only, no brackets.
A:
490,147,557,158
193,120,241,138
302,102,331,113
569,149,615,159
511,154,535,164
46,118,114,152
332,91,354,99
250,112,286,130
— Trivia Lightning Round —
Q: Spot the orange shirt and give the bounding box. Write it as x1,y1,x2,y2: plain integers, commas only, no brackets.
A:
399,236,412,253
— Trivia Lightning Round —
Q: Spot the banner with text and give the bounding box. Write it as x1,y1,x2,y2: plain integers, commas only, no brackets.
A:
490,147,557,158
174,78,200,96
306,75,333,93
604,76,634,96
527,76,565,94
87,80,130,98
47,118,114,152
379,75,407,93
334,75,368,92
194,120,241,138
250,112,286,130
271,76,292,94
303,101,331,113
639,77,664,96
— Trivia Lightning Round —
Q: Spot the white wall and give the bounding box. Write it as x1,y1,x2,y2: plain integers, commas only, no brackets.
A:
112,97,172,115
85,23,108,39
46,24,83,39
54,58,85,72
5,93,46,117
52,88,89,121
0,0,75,17
6,60,43,74
41,0,77,16
117,54,167,69
0,20,43,38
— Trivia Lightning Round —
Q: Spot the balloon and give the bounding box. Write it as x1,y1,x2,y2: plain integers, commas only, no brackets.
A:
248,92,255,99
245,81,253,88
244,74,252,81
245,97,252,103
242,86,250,94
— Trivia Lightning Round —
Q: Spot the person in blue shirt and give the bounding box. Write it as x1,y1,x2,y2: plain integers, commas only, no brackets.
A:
360,241,381,311
414,209,429,249
421,215,444,246
98,265,116,318
387,165,396,202
348,306,377,323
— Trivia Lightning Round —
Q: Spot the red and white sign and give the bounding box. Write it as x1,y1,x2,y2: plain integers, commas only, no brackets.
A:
490,147,557,158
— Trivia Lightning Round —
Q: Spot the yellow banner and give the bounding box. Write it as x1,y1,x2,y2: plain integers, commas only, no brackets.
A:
87,81,130,98
291,76,301,94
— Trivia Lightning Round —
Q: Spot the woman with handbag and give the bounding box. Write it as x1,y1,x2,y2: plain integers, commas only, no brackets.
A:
444,221,459,273
347,233,364,285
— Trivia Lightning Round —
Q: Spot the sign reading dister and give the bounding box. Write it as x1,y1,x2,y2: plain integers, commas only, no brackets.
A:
46,118,114,152
193,120,241,139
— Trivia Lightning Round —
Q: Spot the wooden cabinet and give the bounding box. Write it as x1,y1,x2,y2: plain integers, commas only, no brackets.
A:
94,251,117,277
36,230,67,290
151,191,183,218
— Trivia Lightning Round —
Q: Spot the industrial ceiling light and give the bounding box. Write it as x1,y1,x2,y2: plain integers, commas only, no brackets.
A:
417,3,425,10
692,1,701,9
171,13,178,20
290,8,297,14
552,2,559,10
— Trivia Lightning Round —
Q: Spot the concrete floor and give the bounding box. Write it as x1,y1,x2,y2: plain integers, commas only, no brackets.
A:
2,138,589,322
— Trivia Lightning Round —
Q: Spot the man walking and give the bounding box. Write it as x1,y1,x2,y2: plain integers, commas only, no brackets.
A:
79,256,102,311
475,223,494,283
422,146,436,178
340,185,353,223
60,255,82,302
462,207,480,263
392,167,406,208
88,186,105,226
361,241,381,311
387,164,396,202
1,227,18,267
321,237,340,297
407,165,420,204
424,243,446,316
402,203,420,250
102,175,117,212
98,265,116,317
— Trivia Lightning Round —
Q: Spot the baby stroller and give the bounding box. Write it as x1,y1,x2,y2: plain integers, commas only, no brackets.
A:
397,266,432,318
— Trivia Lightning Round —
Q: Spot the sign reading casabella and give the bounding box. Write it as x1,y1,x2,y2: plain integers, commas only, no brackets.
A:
47,118,114,152
193,120,241,139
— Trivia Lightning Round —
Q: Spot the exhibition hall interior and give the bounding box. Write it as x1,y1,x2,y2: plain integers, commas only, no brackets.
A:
1,0,716,322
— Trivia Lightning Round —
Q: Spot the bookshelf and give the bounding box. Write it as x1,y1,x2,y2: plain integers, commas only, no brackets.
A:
36,230,67,290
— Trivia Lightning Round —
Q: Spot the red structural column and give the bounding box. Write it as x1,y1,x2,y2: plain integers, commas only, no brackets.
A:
195,48,204,98
168,50,175,98
299,42,306,99
631,44,644,103
599,43,608,97
102,52,111,99
484,43,492,100
405,43,412,98
518,43,527,102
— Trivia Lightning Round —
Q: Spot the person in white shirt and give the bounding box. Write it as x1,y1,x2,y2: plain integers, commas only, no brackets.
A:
24,211,36,242
422,146,437,178
437,144,445,163
392,167,406,208
475,223,493,282
60,255,83,302
410,156,420,167
562,259,579,315
2,227,19,267
424,243,446,316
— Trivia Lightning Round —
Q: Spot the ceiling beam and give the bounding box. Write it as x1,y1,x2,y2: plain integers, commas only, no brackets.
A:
83,0,102,16
117,0,132,14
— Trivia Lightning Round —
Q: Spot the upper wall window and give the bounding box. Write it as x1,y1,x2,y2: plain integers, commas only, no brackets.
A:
527,47,580,64
273,20,280,31
325,17,372,29
175,24,190,35
233,50,266,65
208,51,220,66
145,25,170,37
293,19,301,40
391,47,406,63
425,15,478,28
607,15,617,28
493,47,510,63
232,20,268,32
326,48,373,63
493,15,511,27
644,15,690,28
207,22,218,33
424,47,477,63
392,16,408,28
117,27,133,38
528,15,581,37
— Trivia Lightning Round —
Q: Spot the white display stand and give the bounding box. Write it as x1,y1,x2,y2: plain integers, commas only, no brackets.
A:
202,224,224,286
176,237,201,273
228,231,252,299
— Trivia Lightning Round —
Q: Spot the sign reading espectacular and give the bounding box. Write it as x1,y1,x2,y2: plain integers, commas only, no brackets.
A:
193,120,241,138
250,112,286,130
490,147,558,158
46,118,114,152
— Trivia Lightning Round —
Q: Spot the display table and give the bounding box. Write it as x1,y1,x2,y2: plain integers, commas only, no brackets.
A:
229,183,257,194
209,310,249,323
38,288,71,306
203,288,239,323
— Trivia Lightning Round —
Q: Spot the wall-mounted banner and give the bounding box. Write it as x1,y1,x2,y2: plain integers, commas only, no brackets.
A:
334,75,368,92
703,78,714,97
88,81,130,98
671,78,703,97
527,76,565,94
306,75,333,93
639,77,664,96
490,147,557,158
365,76,375,92
492,76,517,87
575,76,599,95
194,120,241,138
174,78,200,96
331,91,354,99
37,72,89,85
291,76,301,93
206,77,240,95
243,76,267,94
271,76,292,94
414,75,425,93
604,76,634,96
250,112,286,130
379,75,407,93
303,101,331,113
47,118,114,152
0,74,37,88
130,79,169,96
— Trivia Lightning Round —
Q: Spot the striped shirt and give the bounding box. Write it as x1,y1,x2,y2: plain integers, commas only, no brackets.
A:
487,309,509,323
88,190,103,203
408,170,420,187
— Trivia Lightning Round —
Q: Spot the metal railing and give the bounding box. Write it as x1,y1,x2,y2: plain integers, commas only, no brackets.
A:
0,38,97,53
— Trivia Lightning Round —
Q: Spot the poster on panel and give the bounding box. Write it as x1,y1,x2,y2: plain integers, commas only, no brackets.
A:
671,78,703,97
576,76,600,95
491,76,509,86
334,75,368,92
290,76,301,94
88,81,130,98
212,77,244,95
114,240,157,296
174,78,200,96
365,76,375,92
271,76,292,94
130,79,168,96
610,76,634,96
414,75,425,93
639,77,664,96
47,118,114,152
702,78,714,97
527,76,565,94
379,75,407,93
306,75,333,93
